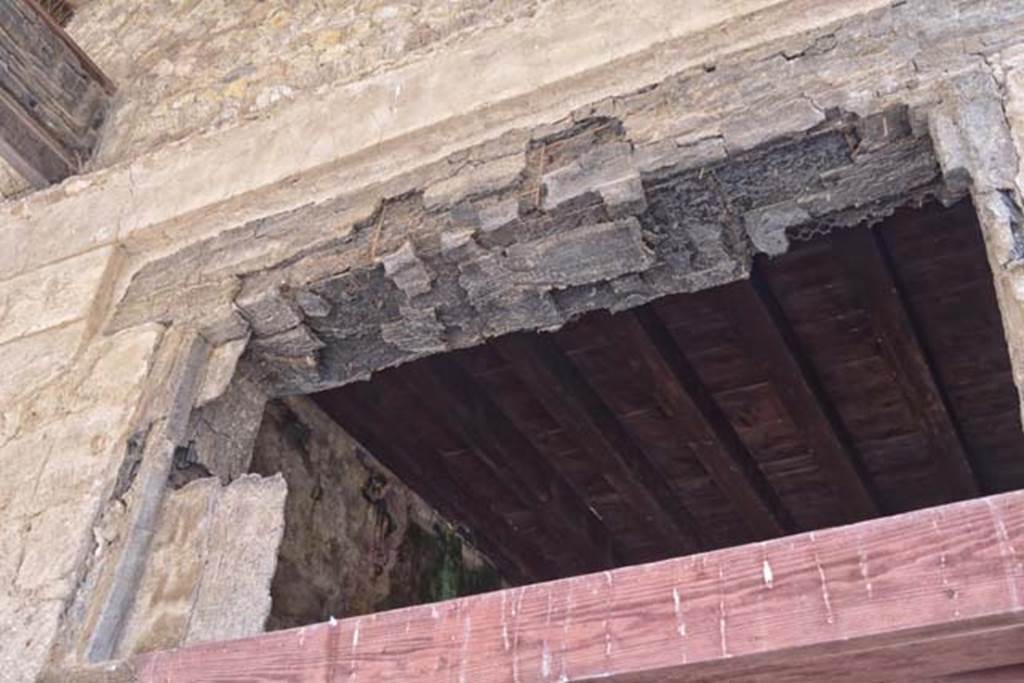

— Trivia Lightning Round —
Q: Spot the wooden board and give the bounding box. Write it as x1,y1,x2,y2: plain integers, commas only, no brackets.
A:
135,490,1024,682
0,0,112,187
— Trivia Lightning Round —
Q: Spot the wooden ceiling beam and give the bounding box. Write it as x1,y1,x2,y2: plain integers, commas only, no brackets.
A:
616,307,794,538
833,227,981,500
403,355,619,573
715,268,881,522
135,489,1024,682
315,382,556,584
494,332,702,555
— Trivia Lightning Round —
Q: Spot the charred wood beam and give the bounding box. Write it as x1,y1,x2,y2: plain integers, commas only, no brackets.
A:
833,227,980,500
402,355,619,573
619,307,794,539
314,383,556,584
715,268,881,522
494,332,702,555
0,0,114,187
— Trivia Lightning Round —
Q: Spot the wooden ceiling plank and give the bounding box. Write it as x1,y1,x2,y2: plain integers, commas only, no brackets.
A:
135,489,1024,683
0,87,75,186
620,307,794,538
716,269,882,522
403,356,619,573
1,0,113,187
315,384,555,583
494,332,702,555
833,227,981,500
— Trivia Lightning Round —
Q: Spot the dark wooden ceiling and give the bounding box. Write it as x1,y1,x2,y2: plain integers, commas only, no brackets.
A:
314,199,1024,584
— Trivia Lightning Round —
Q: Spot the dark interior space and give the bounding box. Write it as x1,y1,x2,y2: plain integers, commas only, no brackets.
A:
312,198,1024,585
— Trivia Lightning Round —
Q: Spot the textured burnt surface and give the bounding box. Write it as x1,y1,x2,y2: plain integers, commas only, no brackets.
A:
314,200,1024,582
109,103,947,400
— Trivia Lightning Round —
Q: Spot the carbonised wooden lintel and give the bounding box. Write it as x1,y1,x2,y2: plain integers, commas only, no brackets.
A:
135,489,1024,682
0,0,114,188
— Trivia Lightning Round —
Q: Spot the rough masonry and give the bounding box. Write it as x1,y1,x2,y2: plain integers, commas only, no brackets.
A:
5,1,1024,681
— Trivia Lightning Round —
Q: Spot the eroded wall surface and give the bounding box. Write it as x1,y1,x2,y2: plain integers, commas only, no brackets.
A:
68,0,551,167
251,397,500,631
115,474,286,656
3,1,1024,681
0,299,163,681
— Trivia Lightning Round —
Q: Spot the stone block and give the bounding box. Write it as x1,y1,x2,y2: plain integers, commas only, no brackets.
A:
541,142,636,211
196,336,250,407
184,474,287,644
116,479,219,657
0,246,113,347
0,599,65,683
235,286,302,337
0,430,50,521
248,325,324,359
379,240,434,298
16,497,101,598
188,376,268,483
423,154,524,209
503,218,654,289
0,321,86,410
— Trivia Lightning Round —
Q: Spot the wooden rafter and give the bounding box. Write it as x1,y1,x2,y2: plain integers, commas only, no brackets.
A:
613,307,793,538
315,381,556,583
833,227,981,500
715,268,881,521
135,489,1024,682
494,332,703,555
403,356,618,573
0,0,113,187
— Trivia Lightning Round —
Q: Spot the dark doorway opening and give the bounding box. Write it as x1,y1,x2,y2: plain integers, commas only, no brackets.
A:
255,198,1024,625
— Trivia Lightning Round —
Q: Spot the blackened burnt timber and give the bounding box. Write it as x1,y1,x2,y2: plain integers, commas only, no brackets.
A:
110,106,948,399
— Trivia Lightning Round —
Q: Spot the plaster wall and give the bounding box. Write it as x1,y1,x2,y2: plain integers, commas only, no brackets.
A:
2,1,1024,681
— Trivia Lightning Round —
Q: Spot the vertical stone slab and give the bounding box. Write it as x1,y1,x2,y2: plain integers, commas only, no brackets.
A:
0,246,115,346
184,474,286,643
114,474,286,657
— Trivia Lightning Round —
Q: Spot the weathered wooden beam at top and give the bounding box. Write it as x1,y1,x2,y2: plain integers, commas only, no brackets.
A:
134,489,1024,682
0,0,114,188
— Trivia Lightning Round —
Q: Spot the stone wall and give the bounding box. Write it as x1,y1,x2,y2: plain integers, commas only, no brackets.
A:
0,0,557,197
0,297,163,681
2,2,1024,681
68,0,551,168
114,474,286,657
251,396,500,631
